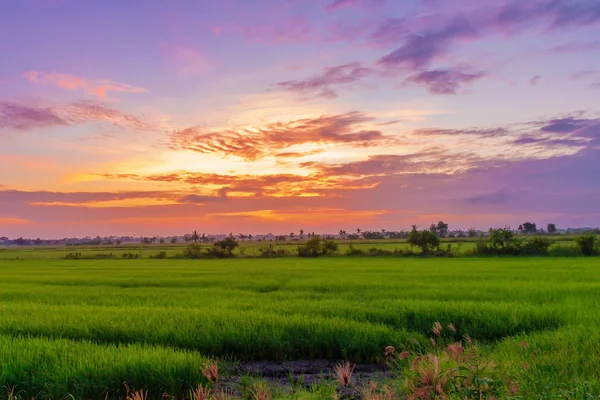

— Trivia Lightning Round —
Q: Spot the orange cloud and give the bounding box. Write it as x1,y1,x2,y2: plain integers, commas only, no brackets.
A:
0,217,30,225
169,112,394,160
23,70,147,99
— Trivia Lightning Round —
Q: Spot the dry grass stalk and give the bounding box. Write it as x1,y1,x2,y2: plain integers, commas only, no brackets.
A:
212,390,234,400
7,387,16,400
333,361,355,387
445,342,464,360
191,385,212,400
361,381,398,400
126,389,147,400
431,322,443,337
384,345,396,357
250,381,272,400
201,360,219,384
447,323,457,333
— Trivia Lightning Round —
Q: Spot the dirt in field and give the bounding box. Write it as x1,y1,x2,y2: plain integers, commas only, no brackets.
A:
217,360,393,399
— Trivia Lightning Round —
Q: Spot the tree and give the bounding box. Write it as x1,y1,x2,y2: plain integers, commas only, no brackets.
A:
248,234,253,241
519,222,537,234
547,223,557,233
191,231,200,243
212,235,239,258
238,234,246,242
408,227,440,255
159,238,165,244
576,234,597,256
170,237,178,244
290,232,295,240
299,229,304,239
467,227,478,238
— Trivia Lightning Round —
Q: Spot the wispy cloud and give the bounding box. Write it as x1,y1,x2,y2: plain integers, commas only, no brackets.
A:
403,68,485,95
23,71,148,99
276,62,373,99
325,0,384,12
168,112,392,160
0,101,68,131
0,100,154,133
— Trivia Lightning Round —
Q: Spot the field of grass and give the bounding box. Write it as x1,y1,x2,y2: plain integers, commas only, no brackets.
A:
0,236,583,260
1,257,599,399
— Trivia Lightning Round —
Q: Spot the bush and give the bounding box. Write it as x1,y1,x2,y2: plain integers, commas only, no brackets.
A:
122,252,140,259
182,244,208,259
407,228,440,255
258,244,290,258
63,252,82,259
576,234,597,256
522,237,553,255
297,236,338,257
210,236,239,258
150,251,168,259
345,244,366,256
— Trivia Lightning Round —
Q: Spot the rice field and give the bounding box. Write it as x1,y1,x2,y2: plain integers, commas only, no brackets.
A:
1,257,599,399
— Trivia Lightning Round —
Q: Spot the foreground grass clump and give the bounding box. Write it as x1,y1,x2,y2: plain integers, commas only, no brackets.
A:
1,258,600,398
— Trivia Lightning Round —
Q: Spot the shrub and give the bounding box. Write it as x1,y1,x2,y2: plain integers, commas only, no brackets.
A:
210,236,239,258
94,253,114,259
522,237,553,255
345,244,366,256
63,252,82,259
183,244,208,259
297,236,338,257
150,251,168,259
576,234,597,256
122,252,140,259
407,228,440,255
258,244,290,258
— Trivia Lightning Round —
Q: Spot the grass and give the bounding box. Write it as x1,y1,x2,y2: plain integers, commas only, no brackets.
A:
1,257,600,398
0,237,584,260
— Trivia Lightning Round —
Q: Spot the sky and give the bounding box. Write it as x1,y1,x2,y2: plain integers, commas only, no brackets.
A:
1,0,600,238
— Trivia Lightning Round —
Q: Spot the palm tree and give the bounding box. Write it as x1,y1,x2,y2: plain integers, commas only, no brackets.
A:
191,231,200,243
300,229,304,239
248,234,253,241
290,232,295,240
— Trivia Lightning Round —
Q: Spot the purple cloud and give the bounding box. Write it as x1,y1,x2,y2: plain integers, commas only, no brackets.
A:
0,100,153,134
540,117,595,134
276,62,373,99
403,68,485,95
549,40,600,54
377,18,478,70
529,76,541,86
325,0,383,12
0,101,68,132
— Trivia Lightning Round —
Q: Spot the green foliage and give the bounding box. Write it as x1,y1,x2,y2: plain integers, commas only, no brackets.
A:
1,258,600,397
258,244,291,258
475,229,553,256
208,236,239,258
297,236,338,257
407,228,440,254
576,234,597,256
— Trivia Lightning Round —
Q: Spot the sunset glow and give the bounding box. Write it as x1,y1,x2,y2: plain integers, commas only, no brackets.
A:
1,0,599,237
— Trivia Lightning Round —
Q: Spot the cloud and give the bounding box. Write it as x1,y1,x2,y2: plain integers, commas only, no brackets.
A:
571,70,600,81
377,18,478,70
539,117,596,134
403,68,485,94
161,44,213,76
413,127,508,138
529,75,541,86
465,189,511,205
0,101,68,132
0,100,154,133
276,62,373,99
325,0,384,12
549,40,600,54
23,71,148,99
0,189,225,208
168,112,391,160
